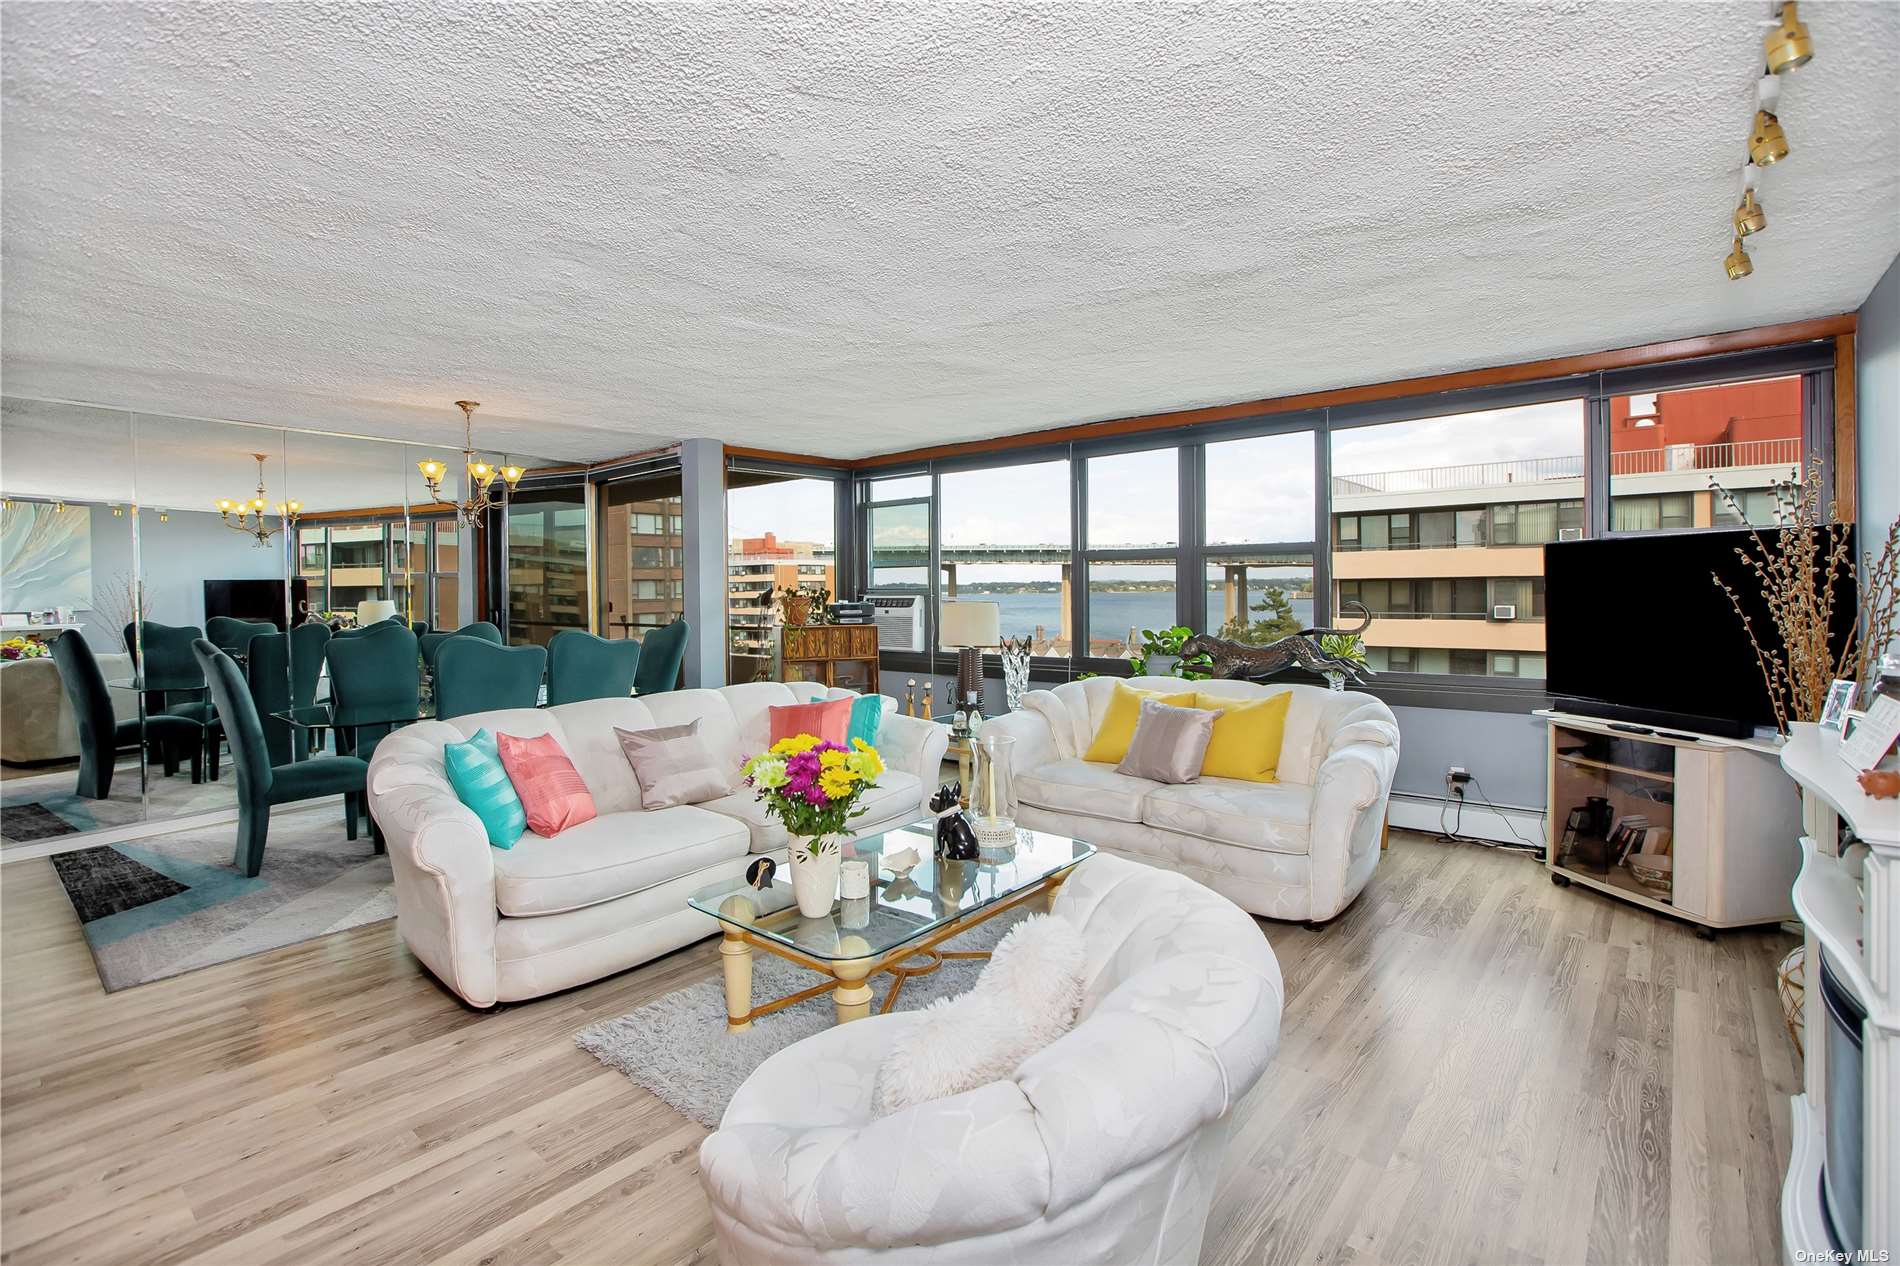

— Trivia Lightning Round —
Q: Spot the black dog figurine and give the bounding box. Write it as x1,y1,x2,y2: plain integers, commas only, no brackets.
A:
930,782,979,861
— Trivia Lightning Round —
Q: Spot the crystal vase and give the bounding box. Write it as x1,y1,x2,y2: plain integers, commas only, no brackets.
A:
970,733,1017,844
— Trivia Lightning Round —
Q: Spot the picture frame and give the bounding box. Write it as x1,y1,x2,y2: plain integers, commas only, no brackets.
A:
1820,679,1858,730
25,612,43,626
0,612,26,626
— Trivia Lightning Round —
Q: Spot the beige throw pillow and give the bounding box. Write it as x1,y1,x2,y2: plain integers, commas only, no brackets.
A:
1116,697,1216,784
614,720,730,809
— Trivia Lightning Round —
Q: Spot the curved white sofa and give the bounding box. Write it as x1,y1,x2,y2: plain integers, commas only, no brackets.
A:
367,683,948,1007
982,677,1400,923
699,853,1284,1265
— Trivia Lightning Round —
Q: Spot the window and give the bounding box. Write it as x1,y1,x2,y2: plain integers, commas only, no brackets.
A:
601,470,686,645
508,488,588,647
1608,375,1802,531
1085,448,1176,660
1203,554,1314,645
1331,398,1584,680
727,472,838,681
867,501,928,591
939,460,1070,656
1205,432,1314,546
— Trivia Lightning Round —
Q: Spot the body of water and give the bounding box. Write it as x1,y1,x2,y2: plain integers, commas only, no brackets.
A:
980,586,1315,644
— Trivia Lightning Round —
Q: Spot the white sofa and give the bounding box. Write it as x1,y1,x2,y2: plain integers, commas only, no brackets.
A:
366,683,948,1007
982,677,1400,923
699,853,1284,1265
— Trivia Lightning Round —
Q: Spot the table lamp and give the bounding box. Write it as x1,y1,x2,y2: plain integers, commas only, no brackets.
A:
356,599,397,627
940,601,1001,708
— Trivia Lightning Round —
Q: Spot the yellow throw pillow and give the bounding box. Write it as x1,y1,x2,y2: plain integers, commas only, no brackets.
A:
1193,691,1293,782
1083,683,1200,764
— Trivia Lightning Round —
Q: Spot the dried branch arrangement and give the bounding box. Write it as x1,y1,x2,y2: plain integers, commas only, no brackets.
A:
1710,459,1859,733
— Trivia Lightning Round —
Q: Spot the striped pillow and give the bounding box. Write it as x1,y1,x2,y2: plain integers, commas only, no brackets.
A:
442,728,527,849
496,731,597,837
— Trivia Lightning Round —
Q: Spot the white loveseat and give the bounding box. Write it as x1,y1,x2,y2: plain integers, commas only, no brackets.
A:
699,853,1284,1265
983,677,1400,923
366,683,948,1007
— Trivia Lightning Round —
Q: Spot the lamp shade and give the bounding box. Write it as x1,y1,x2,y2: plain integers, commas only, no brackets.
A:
939,601,1001,648
356,599,398,626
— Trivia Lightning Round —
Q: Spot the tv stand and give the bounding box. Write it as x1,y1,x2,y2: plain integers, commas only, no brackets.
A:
1535,709,1800,931
1551,695,1755,740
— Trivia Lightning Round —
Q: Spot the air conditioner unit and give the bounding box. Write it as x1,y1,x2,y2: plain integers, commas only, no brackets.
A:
1492,604,1518,621
1558,527,1584,541
864,592,925,652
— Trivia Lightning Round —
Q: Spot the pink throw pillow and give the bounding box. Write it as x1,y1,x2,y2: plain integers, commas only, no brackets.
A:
496,732,597,837
767,696,853,747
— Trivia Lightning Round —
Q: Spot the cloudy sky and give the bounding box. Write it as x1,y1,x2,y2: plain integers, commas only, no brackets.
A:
726,398,1587,584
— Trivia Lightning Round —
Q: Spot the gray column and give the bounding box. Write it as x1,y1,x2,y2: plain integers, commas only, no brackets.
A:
679,438,727,688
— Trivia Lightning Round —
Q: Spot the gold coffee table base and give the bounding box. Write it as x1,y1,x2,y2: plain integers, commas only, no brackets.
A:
719,863,1075,1032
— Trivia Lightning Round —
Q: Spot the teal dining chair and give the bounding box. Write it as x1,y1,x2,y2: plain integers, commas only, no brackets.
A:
129,620,220,781
289,620,331,758
632,619,690,696
324,619,419,766
206,616,276,656
435,639,547,720
419,621,503,674
192,640,369,878
50,632,200,797
244,631,297,767
546,630,640,706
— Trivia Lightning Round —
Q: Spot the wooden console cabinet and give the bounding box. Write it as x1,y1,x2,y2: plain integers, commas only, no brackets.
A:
780,624,878,691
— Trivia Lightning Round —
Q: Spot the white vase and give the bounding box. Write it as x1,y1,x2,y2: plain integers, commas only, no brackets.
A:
1323,670,1347,692
788,837,841,918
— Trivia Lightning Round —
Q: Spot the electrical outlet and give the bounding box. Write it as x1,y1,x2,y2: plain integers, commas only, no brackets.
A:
1446,766,1471,798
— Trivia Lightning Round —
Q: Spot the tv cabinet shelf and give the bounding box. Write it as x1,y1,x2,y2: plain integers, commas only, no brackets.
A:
1554,752,1674,783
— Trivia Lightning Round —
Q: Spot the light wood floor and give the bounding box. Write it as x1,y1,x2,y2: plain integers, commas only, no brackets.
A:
0,832,1798,1266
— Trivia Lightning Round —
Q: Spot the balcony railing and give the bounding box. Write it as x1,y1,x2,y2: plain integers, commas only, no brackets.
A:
1607,436,1800,476
1332,437,1800,496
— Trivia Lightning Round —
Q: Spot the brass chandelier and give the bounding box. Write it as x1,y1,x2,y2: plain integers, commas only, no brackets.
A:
417,400,525,526
216,453,300,546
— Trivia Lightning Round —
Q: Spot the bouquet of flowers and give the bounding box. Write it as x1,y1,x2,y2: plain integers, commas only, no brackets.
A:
740,734,884,856
742,734,885,916
1,636,50,661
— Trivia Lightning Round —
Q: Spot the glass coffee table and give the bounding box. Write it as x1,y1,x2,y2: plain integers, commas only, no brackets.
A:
688,823,1093,1032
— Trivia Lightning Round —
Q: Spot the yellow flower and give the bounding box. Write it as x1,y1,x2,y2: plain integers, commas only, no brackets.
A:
819,769,856,799
846,739,884,780
819,748,847,769
770,733,822,756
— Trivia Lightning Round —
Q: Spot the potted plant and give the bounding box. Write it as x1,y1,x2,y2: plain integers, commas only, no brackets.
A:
740,735,885,916
1316,633,1368,691
1131,626,1213,679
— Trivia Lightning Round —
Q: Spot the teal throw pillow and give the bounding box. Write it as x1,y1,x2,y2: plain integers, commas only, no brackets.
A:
444,728,528,849
846,692,883,750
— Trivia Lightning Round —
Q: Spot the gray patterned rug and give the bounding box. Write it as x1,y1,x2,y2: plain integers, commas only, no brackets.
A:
576,910,1025,1128
49,802,393,992
3,756,241,844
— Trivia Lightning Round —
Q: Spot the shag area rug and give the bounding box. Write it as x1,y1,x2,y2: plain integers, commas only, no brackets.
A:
49,801,392,991
577,909,1027,1128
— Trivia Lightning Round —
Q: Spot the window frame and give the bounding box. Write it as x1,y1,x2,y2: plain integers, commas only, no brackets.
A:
850,341,1836,712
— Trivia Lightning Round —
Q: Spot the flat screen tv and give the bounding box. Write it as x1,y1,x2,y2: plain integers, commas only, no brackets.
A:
203,578,309,630
1544,527,1856,739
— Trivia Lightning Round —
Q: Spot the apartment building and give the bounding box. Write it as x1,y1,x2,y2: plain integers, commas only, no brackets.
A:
727,531,835,662
1332,377,1803,677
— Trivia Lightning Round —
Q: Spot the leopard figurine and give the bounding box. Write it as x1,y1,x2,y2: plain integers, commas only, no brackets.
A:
1177,601,1376,685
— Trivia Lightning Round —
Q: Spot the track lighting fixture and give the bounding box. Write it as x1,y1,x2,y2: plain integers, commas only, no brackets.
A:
1764,2,1813,74
1734,189,1766,236
1749,111,1790,166
1725,236,1754,280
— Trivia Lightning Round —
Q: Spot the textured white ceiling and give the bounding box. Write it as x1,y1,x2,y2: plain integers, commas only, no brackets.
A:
4,2,1898,463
